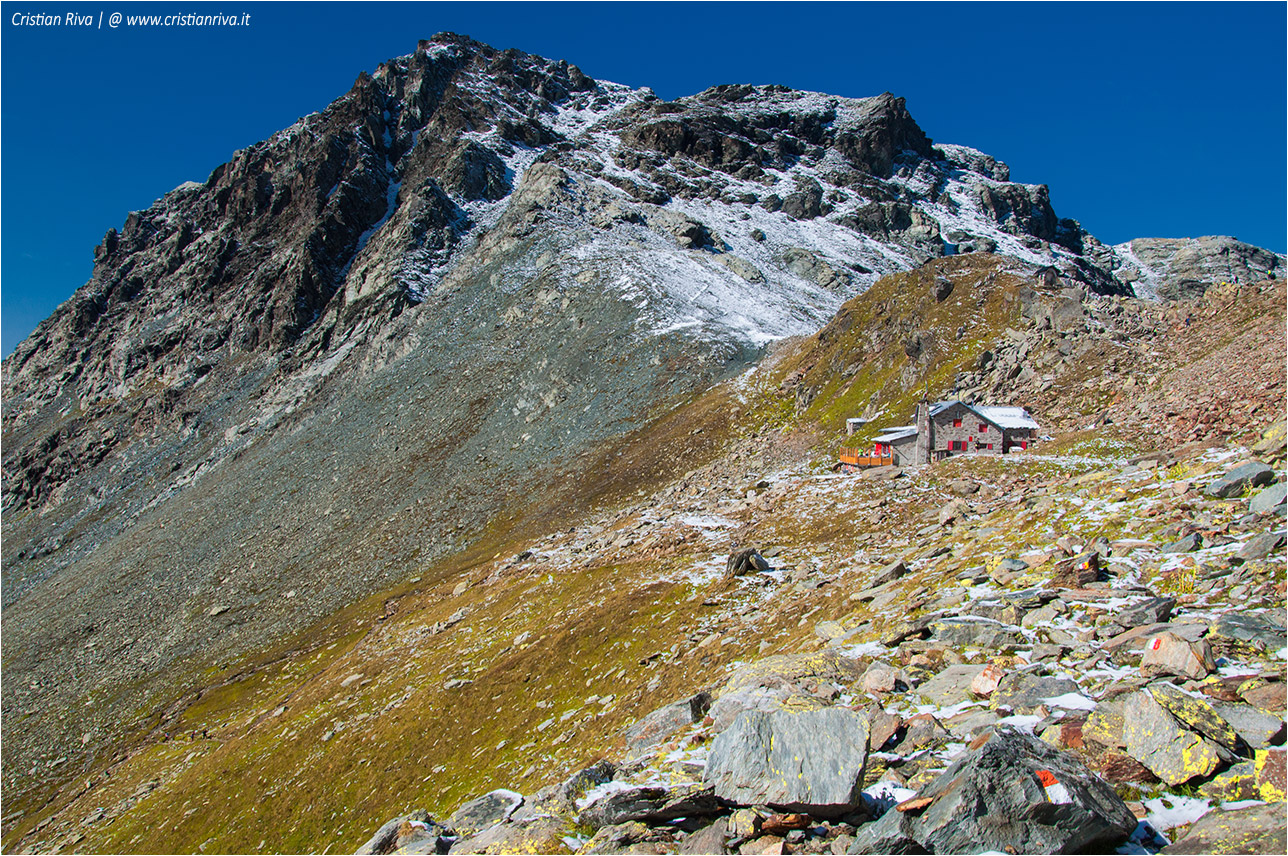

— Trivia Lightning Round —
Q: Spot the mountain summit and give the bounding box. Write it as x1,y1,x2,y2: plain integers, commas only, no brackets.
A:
2,34,1284,854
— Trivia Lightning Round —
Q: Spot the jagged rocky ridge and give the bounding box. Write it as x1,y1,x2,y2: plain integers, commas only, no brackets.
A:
2,32,1285,854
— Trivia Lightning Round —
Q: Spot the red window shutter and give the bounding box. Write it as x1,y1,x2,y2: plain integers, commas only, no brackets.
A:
987,443,993,450
953,419,962,427
979,423,988,432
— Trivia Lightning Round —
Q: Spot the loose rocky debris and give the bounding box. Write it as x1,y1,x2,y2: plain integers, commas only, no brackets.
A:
352,430,1285,855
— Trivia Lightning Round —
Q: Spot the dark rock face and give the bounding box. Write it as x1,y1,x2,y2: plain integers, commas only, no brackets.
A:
848,728,1137,854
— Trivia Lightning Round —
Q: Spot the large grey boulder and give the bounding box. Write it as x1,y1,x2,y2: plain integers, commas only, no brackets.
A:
1206,461,1274,498
1147,682,1241,760
1139,631,1215,680
707,650,864,731
847,728,1137,854
1213,702,1286,750
1160,532,1203,554
704,707,870,817
929,616,1025,648
990,672,1081,714
1115,597,1176,629
1123,690,1223,785
1208,613,1286,656
727,548,771,576
447,789,523,837
914,664,987,707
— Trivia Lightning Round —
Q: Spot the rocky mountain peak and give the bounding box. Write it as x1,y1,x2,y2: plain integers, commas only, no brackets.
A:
2,39,1284,853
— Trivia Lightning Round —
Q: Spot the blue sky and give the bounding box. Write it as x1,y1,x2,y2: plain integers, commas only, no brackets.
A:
2,1,1285,355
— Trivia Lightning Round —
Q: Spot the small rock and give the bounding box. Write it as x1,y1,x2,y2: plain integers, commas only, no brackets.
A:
680,819,729,855
865,703,902,752
1083,698,1129,748
759,814,810,836
1160,801,1286,854
932,276,954,302
579,821,653,854
1212,701,1286,749
624,692,712,754
1139,632,1215,680
1039,719,1086,750
1092,751,1158,786
1049,551,1101,588
578,784,721,828
1241,681,1287,713
1206,460,1275,498
990,672,1080,714
448,789,523,837
938,499,970,526
1198,761,1259,802
929,616,1024,648
914,664,986,706
727,548,771,576
969,664,1005,698
1160,532,1203,554
1255,747,1286,801
739,835,785,855
870,559,908,586
894,713,950,752
1249,481,1287,515
861,662,901,694
814,620,846,641
727,808,762,842
1238,529,1286,560
1114,597,1176,629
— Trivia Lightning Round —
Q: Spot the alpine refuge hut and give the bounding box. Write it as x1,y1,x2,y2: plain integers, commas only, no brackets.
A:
842,400,1040,469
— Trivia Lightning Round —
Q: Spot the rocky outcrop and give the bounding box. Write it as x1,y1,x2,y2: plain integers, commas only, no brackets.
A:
1112,236,1284,300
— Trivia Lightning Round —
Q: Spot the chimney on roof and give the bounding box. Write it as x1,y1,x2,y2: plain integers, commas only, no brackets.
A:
915,396,931,465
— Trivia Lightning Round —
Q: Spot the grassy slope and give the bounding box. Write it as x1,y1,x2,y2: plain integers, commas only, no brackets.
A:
6,259,1283,854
